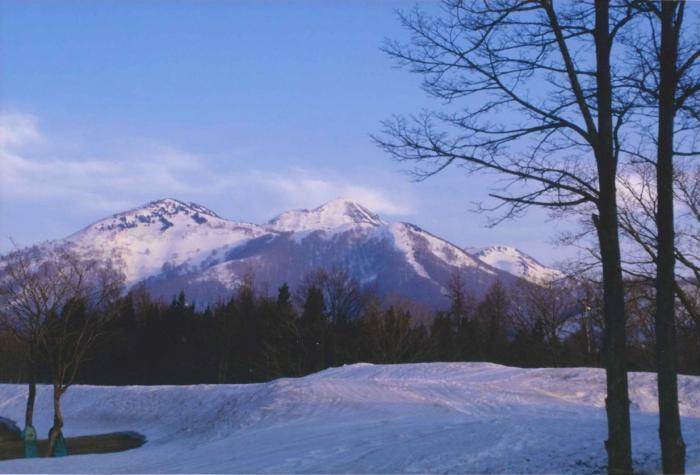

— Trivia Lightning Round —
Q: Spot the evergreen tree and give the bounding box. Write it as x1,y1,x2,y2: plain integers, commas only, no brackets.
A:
300,285,327,373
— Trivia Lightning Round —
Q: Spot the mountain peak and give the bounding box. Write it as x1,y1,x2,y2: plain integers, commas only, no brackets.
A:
267,198,384,232
144,198,220,218
473,245,562,283
81,198,222,235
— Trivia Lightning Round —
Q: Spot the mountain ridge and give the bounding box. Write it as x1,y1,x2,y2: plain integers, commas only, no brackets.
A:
19,198,562,308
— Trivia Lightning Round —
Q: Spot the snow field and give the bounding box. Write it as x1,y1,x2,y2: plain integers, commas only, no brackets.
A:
0,363,698,474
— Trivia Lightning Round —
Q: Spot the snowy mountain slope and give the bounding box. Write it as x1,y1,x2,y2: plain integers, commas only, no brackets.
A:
11,198,551,307
138,216,517,307
68,198,270,284
0,363,698,474
474,245,563,283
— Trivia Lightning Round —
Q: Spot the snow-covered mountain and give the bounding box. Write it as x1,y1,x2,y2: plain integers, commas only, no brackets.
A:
69,198,267,284
25,198,559,307
474,245,563,283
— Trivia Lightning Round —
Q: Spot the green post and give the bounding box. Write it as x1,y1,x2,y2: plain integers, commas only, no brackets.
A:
22,425,37,458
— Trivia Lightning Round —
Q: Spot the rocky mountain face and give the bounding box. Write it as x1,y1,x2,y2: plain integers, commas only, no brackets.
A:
40,198,560,308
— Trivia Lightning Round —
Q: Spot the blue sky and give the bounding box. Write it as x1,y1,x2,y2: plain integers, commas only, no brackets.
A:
0,0,573,264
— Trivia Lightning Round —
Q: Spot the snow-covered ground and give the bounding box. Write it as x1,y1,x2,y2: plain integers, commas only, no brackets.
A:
0,363,698,474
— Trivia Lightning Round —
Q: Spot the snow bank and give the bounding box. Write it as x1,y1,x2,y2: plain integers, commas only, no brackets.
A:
0,363,698,473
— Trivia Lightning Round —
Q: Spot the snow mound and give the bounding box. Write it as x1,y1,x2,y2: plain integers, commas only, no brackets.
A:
0,363,698,474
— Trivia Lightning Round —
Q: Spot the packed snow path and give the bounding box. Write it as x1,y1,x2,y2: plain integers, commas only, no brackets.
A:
0,363,698,474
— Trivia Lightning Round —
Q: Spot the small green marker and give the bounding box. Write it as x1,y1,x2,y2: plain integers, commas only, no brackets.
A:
53,431,68,457
22,425,37,458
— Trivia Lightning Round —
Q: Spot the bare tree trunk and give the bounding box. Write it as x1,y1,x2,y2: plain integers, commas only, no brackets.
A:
46,385,64,457
585,314,594,364
595,2,632,473
25,379,36,428
656,2,686,472
24,351,36,428
596,192,633,475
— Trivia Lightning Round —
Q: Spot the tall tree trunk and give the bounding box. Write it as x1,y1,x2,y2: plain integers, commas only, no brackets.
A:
594,2,633,473
596,188,633,475
25,378,36,428
655,2,685,473
24,350,36,428
46,385,64,457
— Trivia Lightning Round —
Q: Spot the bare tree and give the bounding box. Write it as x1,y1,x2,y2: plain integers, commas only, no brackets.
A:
0,245,54,433
615,161,697,472
612,1,700,467
675,166,700,308
573,274,606,365
41,246,123,456
0,244,124,456
612,165,699,319
374,1,645,471
510,279,578,360
297,267,365,323
648,3,695,470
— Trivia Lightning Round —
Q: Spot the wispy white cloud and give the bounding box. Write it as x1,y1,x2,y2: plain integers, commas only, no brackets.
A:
249,170,412,215
0,112,413,220
0,118,213,212
0,112,40,148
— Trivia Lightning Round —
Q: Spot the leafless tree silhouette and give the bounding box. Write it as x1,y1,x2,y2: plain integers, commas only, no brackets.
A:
374,1,651,472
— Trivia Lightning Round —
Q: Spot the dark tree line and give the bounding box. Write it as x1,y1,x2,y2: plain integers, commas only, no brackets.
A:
2,273,697,387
